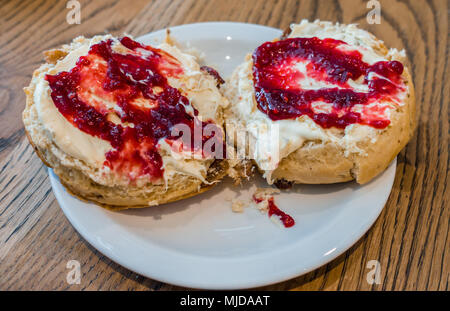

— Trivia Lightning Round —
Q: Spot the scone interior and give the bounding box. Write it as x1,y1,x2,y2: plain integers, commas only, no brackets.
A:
225,20,415,185
23,34,229,209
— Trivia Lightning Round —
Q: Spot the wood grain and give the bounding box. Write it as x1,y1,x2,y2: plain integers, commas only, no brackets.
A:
0,0,448,290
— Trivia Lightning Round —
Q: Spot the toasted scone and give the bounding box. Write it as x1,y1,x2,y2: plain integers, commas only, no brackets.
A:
23,34,229,210
224,20,415,186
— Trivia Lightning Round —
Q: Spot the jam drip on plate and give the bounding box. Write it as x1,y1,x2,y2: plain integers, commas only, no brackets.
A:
253,195,295,228
252,37,405,129
46,37,221,181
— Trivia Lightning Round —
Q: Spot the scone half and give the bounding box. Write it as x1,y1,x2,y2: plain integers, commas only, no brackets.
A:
23,34,229,210
225,20,416,186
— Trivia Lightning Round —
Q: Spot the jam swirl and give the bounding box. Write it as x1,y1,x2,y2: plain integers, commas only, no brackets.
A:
46,37,221,181
253,195,295,228
252,37,405,129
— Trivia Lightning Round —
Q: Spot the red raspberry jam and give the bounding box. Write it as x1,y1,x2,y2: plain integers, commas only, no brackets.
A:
46,37,222,182
252,37,405,129
253,195,295,228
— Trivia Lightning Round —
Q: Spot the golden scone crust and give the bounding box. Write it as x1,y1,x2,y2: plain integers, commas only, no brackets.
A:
225,20,416,185
23,38,228,210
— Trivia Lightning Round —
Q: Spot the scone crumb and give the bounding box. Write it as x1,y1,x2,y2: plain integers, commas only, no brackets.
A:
253,187,280,198
251,187,280,213
252,198,269,213
231,200,245,213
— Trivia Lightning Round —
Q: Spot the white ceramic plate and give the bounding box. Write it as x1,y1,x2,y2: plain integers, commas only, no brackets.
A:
49,22,397,289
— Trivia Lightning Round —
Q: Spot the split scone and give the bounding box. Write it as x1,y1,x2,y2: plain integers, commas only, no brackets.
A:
225,20,415,186
23,35,229,209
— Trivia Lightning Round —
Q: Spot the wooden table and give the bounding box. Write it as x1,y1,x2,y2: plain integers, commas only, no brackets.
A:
0,0,448,291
